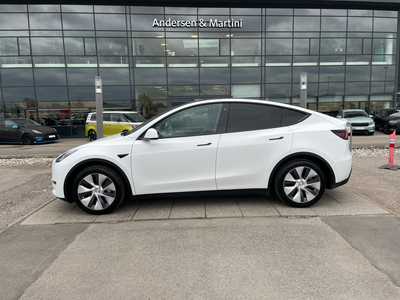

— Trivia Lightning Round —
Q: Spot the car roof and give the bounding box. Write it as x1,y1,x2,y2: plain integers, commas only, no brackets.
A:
90,111,139,114
342,109,365,112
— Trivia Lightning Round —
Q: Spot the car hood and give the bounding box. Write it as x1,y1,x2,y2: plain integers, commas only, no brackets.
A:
344,117,373,123
26,126,57,134
387,115,400,121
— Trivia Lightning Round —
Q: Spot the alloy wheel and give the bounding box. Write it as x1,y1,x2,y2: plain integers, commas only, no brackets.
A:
283,166,321,203
77,173,116,210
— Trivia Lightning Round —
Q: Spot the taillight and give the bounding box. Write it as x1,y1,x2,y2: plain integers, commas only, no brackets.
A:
331,129,348,140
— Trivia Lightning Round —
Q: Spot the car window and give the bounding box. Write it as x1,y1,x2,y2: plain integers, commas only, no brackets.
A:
5,120,18,128
90,114,96,121
110,113,121,122
227,103,281,133
103,113,110,121
282,108,309,126
155,103,223,138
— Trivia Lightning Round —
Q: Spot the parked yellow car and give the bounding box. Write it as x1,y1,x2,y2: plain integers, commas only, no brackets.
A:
85,111,146,141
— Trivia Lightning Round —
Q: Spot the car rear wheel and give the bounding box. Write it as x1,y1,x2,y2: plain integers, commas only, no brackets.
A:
22,134,34,145
72,166,125,214
88,129,97,141
275,160,326,207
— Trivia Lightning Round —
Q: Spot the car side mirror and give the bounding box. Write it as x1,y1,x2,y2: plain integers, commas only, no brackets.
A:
143,128,158,140
12,125,18,129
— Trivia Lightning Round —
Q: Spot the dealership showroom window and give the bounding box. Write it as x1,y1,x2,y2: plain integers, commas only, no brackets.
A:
0,3,398,137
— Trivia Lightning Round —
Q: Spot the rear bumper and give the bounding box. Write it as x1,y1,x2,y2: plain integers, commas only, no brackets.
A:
330,169,352,189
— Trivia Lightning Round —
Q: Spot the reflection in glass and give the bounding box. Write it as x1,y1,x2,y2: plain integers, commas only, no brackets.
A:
200,68,230,84
0,14,28,29
29,5,60,12
97,38,128,55
95,6,125,13
68,87,95,100
266,39,292,55
61,5,93,13
95,14,127,30
168,85,200,97
348,17,372,31
265,56,292,66
231,8,261,15
99,56,129,67
135,56,166,67
99,68,129,85
374,18,397,32
102,86,130,100
29,14,62,30
33,56,65,67
0,69,34,86
168,68,199,85
371,65,395,81
232,68,261,84
135,86,168,99
167,57,198,67
130,6,163,14
230,16,261,32
66,57,97,67
266,9,293,15
200,85,230,96
346,55,371,65
266,17,293,31
320,38,346,54
34,68,67,86
319,82,344,95
265,83,291,97
346,66,371,81
345,82,370,95
0,5,27,12
131,15,164,31
132,39,165,56
320,66,345,82
18,38,30,55
371,81,395,94
294,39,319,55
294,17,320,31
321,17,347,31
292,83,318,97
198,39,228,56
62,14,94,30
293,67,318,82
231,84,260,98
293,56,319,66
232,56,261,67
65,38,84,55
322,9,347,16
266,67,291,83
0,38,18,55
31,38,64,55
36,87,68,101
2,87,35,102
200,57,229,67
67,68,98,85
348,10,373,16
0,57,32,68
166,39,198,56
294,9,320,15
134,68,166,85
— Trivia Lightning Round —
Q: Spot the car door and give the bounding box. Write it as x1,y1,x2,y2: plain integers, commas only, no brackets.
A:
216,103,294,190
131,103,224,195
2,120,20,142
102,113,112,136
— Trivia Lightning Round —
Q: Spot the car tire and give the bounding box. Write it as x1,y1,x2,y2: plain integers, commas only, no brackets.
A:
274,159,326,207
88,129,97,141
22,134,34,145
72,166,125,214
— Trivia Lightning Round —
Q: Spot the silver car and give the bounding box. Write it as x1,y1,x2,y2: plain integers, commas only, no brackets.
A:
337,109,375,135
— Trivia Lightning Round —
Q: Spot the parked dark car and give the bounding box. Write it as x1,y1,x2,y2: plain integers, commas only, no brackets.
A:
373,108,400,134
0,118,59,144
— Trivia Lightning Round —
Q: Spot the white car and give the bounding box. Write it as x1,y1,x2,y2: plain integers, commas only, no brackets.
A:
52,99,352,214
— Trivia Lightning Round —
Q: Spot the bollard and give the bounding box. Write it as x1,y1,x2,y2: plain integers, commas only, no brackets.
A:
379,130,400,171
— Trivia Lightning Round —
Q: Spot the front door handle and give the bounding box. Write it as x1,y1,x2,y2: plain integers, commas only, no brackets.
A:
197,142,212,147
269,136,284,141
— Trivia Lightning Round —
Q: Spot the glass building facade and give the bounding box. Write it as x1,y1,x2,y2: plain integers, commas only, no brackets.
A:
0,4,399,137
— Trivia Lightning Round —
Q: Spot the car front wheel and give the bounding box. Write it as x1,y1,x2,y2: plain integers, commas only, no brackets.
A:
88,129,97,141
72,166,125,214
22,134,34,145
275,160,326,207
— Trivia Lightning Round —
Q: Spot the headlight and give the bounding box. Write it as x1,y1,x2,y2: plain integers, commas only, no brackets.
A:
368,121,374,125
389,120,398,125
32,130,43,134
55,148,79,163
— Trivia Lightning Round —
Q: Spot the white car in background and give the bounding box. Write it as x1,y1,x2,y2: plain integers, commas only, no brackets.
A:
52,99,352,214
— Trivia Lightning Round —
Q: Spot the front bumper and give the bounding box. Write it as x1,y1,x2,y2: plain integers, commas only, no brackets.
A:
34,133,59,143
351,124,375,133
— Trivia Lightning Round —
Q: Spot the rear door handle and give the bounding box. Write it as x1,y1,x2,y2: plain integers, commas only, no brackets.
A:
197,142,212,147
269,136,284,141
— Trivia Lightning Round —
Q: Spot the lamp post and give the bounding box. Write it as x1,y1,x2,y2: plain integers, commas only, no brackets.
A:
95,76,103,139
300,73,307,108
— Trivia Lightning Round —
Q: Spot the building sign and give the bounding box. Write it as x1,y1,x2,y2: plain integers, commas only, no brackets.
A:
153,18,243,28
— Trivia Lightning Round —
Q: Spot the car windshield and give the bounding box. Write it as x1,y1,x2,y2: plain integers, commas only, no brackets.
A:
343,111,368,118
15,119,41,127
122,113,146,123
387,109,400,117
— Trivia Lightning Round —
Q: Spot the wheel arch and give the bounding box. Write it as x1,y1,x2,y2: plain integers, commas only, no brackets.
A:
64,158,133,203
268,152,336,190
